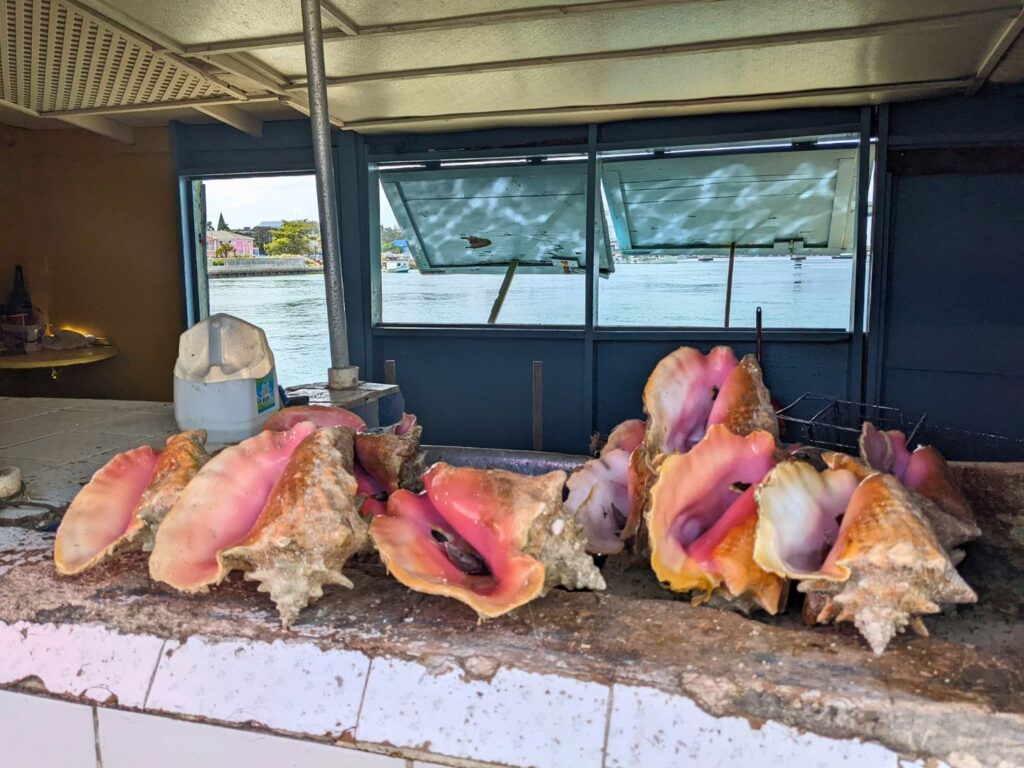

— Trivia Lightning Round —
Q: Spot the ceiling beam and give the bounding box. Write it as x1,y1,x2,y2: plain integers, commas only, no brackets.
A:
343,77,974,132
195,103,263,137
320,0,359,35
45,95,282,118
286,6,1021,89
181,0,713,54
0,97,40,119
973,6,1024,88
56,114,135,144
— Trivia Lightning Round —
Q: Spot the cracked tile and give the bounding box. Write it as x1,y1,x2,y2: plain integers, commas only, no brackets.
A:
0,621,164,707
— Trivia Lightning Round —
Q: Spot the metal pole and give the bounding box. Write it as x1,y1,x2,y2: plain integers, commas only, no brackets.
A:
487,259,519,324
723,241,736,328
300,0,358,389
755,306,763,364
532,360,544,451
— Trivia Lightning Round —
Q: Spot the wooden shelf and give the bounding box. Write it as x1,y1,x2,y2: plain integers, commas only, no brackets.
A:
0,345,117,370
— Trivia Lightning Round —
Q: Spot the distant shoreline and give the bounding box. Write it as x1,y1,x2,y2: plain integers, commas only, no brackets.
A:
209,266,324,278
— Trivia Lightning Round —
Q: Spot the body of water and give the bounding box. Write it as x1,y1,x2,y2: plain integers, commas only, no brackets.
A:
209,257,854,385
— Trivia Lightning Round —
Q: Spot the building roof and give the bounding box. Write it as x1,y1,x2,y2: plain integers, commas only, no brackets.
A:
256,220,285,229
208,230,254,242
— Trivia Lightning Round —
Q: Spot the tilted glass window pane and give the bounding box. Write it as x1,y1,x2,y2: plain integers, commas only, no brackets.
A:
597,136,860,329
375,156,602,326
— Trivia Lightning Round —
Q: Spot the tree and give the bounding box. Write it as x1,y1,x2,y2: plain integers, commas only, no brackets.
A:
214,241,236,259
266,220,318,256
380,225,404,252
252,226,274,254
217,212,228,231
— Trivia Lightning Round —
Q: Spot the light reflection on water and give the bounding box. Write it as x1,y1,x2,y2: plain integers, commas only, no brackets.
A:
208,257,853,385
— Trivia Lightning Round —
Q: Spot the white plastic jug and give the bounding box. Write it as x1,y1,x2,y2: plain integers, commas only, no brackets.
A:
173,313,281,443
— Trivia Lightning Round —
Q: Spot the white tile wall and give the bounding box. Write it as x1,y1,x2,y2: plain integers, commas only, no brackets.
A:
0,621,165,707
146,637,370,736
0,691,96,768
357,657,609,768
604,683,926,768
98,708,406,768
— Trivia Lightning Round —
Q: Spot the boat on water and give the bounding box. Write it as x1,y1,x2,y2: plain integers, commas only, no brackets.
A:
832,253,854,259
384,257,410,273
620,254,678,264
790,254,807,261
696,255,715,262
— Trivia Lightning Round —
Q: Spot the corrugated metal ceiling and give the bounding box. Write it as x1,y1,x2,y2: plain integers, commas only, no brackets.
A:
0,0,1022,141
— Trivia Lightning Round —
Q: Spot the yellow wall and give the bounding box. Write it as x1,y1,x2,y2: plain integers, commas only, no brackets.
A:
0,126,184,401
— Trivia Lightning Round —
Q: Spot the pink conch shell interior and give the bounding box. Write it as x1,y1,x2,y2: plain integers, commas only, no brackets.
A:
372,463,602,618
263,405,366,433
566,418,646,554
753,462,861,579
566,447,632,554
644,346,739,455
54,445,160,575
647,425,777,595
149,421,317,592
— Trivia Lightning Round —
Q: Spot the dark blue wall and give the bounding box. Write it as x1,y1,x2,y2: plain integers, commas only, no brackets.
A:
874,86,1024,457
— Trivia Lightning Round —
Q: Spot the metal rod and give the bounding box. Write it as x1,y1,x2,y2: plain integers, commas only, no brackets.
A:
384,359,396,385
755,306,763,364
532,360,544,452
300,0,354,385
723,241,736,328
487,259,519,324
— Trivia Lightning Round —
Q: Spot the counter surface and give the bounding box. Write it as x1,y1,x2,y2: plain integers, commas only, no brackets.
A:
0,397,1022,768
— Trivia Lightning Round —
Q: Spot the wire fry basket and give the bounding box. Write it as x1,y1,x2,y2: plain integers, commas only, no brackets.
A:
775,393,1024,460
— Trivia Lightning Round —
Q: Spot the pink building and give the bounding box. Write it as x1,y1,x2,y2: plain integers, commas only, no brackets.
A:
206,229,255,258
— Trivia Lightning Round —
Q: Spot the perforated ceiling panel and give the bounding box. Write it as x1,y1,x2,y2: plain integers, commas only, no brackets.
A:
0,0,229,114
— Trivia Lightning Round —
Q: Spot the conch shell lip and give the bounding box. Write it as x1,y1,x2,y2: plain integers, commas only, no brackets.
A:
753,461,860,580
647,424,778,596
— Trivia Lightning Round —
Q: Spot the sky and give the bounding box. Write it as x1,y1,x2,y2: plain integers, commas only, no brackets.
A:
203,174,398,229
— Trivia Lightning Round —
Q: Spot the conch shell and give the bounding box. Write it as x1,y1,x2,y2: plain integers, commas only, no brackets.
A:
755,462,977,653
647,425,782,612
54,430,209,575
221,427,367,627
370,463,605,618
565,419,645,554
150,421,316,592
628,346,739,538
354,424,425,494
707,354,779,440
264,404,366,432
859,423,979,547
135,430,211,550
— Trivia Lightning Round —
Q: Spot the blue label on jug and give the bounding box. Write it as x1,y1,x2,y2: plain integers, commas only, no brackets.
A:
255,372,277,414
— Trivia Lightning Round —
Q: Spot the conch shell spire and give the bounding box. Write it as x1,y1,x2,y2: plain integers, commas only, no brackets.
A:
221,427,368,628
